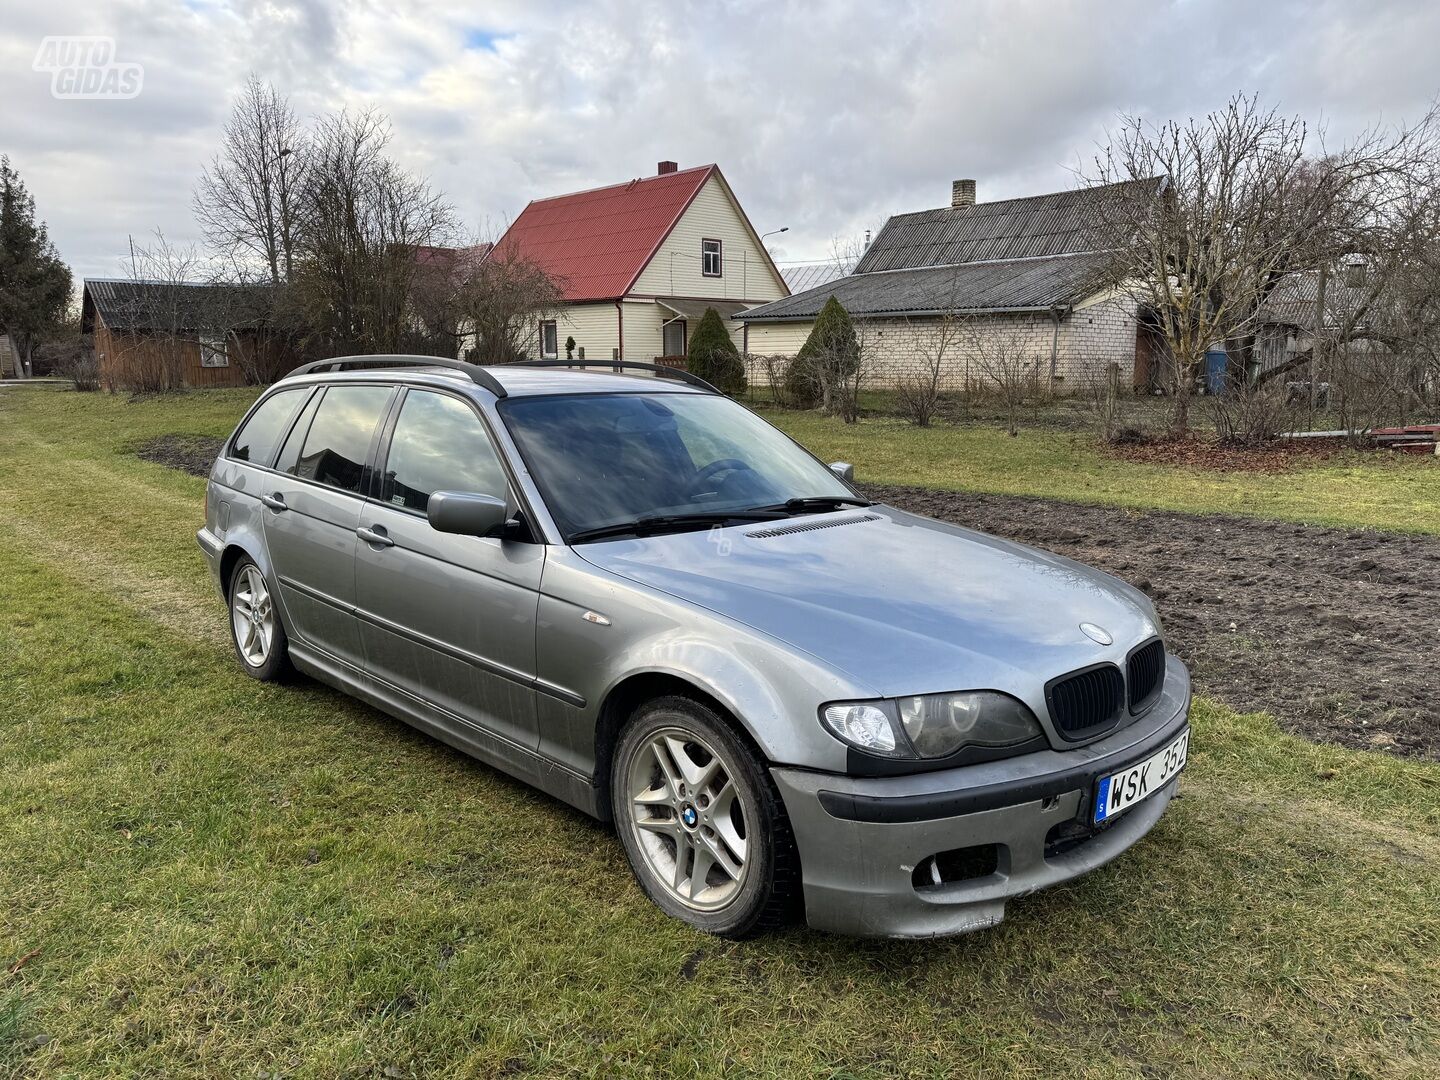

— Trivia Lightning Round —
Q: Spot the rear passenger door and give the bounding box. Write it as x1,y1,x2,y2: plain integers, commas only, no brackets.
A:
261,383,396,672
354,387,544,760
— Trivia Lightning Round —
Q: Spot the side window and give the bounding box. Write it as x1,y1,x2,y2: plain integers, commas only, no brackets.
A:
274,389,322,475
381,391,507,514
229,388,307,467
289,385,394,495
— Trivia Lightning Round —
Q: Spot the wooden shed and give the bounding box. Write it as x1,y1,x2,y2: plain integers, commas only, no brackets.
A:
81,279,298,390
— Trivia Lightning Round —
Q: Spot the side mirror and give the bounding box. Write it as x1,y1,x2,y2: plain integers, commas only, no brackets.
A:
428,491,509,538
828,461,855,483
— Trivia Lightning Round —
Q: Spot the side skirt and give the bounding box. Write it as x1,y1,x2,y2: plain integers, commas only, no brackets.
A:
288,642,603,819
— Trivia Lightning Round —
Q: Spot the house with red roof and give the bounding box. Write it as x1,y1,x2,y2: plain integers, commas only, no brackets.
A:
490,161,789,364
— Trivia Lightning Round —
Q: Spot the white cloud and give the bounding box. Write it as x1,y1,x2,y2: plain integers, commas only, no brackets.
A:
2,0,1437,279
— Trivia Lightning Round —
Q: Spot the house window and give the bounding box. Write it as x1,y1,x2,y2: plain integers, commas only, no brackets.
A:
200,334,229,368
662,319,687,357
539,320,558,359
701,239,722,277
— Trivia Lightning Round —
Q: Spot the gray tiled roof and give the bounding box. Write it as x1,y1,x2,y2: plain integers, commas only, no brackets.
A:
854,178,1156,274
1258,268,1376,330
735,252,1110,322
780,260,855,294
82,278,274,333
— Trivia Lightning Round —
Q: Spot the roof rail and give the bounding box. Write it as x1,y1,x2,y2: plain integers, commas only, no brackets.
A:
508,359,719,394
285,354,508,398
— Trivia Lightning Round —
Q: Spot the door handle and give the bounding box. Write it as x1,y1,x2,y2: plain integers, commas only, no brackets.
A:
356,525,394,547
260,492,288,512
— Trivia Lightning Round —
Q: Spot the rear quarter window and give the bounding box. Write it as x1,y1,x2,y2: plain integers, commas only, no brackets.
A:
228,388,308,467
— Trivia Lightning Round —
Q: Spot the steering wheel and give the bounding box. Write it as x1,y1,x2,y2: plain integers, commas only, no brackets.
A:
690,457,755,494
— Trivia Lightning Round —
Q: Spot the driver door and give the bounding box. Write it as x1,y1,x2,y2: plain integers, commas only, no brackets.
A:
354,387,543,762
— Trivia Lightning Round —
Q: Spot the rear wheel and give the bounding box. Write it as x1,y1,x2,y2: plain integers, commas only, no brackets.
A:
611,695,800,937
228,558,290,682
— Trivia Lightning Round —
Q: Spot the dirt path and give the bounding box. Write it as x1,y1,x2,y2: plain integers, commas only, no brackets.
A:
867,485,1440,759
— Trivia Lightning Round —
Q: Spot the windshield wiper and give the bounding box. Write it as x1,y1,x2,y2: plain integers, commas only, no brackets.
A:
567,510,787,545
756,495,877,515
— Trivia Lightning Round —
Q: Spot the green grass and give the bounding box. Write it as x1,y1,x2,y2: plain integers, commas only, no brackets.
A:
758,408,1440,534
2,384,1438,1078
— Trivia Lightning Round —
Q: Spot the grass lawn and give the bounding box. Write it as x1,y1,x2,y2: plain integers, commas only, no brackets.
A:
757,409,1440,535
2,384,1438,1078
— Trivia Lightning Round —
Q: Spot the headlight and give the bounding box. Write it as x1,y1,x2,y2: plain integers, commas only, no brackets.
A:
820,703,905,756
898,691,1042,758
821,691,1043,761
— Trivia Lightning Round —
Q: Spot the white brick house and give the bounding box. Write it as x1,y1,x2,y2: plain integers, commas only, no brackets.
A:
736,179,1155,391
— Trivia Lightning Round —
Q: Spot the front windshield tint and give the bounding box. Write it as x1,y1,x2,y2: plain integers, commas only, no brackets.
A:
499,391,854,538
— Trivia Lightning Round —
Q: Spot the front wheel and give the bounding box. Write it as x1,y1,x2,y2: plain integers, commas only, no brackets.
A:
611,696,800,938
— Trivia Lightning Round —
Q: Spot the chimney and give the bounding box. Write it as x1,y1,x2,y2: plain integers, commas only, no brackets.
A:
657,160,678,175
951,179,976,207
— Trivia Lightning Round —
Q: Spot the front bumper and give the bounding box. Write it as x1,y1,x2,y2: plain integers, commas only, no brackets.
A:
771,656,1191,938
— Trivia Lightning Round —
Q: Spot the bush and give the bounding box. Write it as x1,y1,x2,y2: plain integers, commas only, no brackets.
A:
782,354,821,407
686,307,746,394
793,296,860,413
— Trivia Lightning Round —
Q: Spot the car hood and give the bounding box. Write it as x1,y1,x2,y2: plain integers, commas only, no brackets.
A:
574,505,1159,700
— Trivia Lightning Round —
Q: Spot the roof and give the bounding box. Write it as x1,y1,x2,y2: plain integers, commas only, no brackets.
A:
736,252,1110,322
410,242,492,270
1258,268,1376,330
82,278,274,333
656,297,750,321
781,260,855,294
854,178,1157,274
491,165,717,302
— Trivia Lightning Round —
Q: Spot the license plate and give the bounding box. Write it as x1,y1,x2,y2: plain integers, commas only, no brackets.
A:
1093,729,1189,825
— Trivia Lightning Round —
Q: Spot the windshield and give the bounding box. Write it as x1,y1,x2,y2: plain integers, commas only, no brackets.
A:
499,391,856,540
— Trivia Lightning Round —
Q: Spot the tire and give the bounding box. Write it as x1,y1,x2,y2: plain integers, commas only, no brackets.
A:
611,695,801,938
227,557,291,682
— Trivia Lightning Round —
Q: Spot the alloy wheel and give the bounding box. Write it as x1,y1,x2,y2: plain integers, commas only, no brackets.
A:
231,565,275,668
626,727,750,911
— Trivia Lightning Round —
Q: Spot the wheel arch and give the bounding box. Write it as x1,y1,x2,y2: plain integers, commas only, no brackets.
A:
593,671,767,826
219,539,270,600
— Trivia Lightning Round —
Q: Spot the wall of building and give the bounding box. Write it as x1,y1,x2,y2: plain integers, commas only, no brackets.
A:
740,295,1140,390
742,320,814,358
553,298,754,363
631,175,787,302
550,302,620,362
94,318,257,390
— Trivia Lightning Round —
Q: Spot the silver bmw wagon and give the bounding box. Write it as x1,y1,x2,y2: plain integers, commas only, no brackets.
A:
199,356,1190,939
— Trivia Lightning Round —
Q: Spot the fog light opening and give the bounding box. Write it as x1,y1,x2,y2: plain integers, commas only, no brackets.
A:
913,844,1001,890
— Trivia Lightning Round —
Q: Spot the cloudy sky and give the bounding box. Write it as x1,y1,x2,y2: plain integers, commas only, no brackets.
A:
3,0,1439,282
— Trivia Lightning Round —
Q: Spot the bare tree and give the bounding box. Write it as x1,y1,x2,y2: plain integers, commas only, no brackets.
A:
104,231,207,392
895,314,962,426
1087,94,1440,434
452,241,566,363
290,109,455,355
194,76,307,285
38,298,97,390
966,321,1045,436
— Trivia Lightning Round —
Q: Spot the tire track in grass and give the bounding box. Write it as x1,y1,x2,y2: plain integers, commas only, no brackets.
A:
0,515,228,651
14,435,205,514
